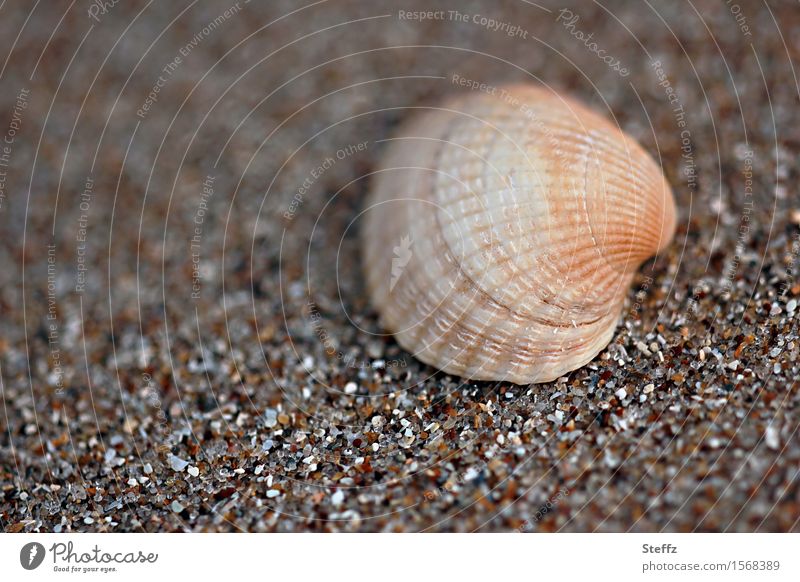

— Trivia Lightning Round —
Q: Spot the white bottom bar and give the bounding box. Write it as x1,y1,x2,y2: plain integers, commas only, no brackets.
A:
2,533,799,581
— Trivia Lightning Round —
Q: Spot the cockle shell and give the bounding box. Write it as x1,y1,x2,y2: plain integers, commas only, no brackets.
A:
362,84,676,384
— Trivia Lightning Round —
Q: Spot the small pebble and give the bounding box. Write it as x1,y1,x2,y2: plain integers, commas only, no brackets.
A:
765,425,780,450
264,409,278,428
187,466,200,477
168,455,190,472
171,500,184,513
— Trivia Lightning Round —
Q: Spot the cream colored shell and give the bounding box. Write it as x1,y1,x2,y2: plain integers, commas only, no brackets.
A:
362,84,676,384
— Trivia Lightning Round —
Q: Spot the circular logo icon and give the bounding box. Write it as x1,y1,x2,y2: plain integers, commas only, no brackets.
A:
20,542,46,570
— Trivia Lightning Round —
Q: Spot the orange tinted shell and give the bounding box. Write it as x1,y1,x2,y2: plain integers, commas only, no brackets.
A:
362,84,676,384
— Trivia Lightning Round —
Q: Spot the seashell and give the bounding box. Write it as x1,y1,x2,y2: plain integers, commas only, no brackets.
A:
361,84,676,384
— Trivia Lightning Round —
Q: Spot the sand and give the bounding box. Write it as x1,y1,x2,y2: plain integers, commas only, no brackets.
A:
0,0,798,532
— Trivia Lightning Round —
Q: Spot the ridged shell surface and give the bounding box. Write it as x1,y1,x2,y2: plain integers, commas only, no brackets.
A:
362,84,676,384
